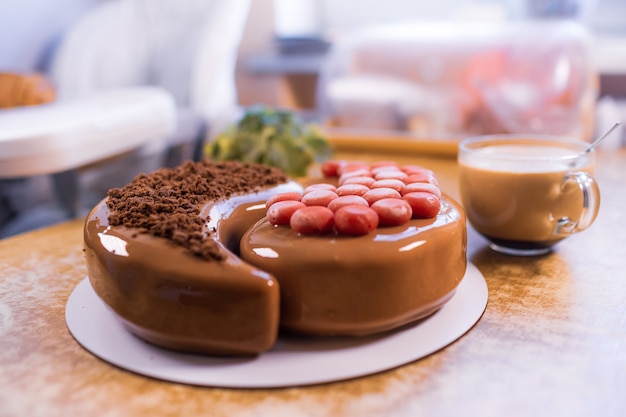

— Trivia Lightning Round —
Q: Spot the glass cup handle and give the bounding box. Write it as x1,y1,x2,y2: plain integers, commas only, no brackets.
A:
554,171,601,236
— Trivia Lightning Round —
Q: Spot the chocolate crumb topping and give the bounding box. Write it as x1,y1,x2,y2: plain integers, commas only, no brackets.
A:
106,160,287,261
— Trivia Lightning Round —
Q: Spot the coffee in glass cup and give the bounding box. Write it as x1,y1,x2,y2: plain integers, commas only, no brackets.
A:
458,134,600,256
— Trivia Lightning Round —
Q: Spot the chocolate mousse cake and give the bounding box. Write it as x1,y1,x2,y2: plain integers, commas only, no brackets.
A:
83,159,467,356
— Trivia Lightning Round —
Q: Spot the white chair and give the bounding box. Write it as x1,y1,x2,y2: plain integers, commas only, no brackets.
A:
0,0,251,237
48,0,251,208
0,87,177,236
49,0,250,143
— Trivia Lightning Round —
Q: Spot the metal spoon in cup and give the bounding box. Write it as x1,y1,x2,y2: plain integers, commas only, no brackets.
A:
584,121,622,154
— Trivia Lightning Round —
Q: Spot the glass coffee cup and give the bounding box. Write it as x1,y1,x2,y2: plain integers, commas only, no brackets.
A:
458,134,600,256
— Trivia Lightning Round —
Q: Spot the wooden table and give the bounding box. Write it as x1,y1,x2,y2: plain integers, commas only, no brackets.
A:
1,143,625,417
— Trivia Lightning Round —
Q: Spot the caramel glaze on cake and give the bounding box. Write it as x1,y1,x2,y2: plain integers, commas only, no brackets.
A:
84,160,468,356
83,161,302,355
241,194,467,336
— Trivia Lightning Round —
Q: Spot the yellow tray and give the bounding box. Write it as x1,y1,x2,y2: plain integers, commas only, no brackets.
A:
324,128,461,158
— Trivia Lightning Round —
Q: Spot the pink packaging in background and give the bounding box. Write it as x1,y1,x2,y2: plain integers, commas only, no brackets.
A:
317,20,598,141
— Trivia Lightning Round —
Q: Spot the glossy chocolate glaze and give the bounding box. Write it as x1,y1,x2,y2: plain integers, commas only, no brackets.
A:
84,182,301,355
241,195,467,336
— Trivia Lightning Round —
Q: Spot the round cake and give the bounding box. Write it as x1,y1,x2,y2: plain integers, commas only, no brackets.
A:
241,161,467,336
83,159,467,356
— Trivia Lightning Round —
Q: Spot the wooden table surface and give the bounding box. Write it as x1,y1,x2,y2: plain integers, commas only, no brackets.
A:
1,143,625,417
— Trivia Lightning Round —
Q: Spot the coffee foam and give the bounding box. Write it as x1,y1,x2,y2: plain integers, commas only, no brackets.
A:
462,145,589,173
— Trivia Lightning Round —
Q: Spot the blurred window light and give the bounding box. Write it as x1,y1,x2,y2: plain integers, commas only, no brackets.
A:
274,0,626,40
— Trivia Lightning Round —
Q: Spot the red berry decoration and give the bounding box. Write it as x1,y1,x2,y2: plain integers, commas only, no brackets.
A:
303,183,337,194
337,161,369,176
328,195,369,212
265,192,302,209
371,198,413,226
267,160,443,236
371,179,405,193
370,161,398,169
403,192,441,218
290,206,335,234
321,160,342,177
336,183,370,197
341,176,376,187
401,182,441,198
371,164,399,175
301,189,338,207
339,169,372,185
267,200,306,225
374,170,408,181
334,205,379,235
403,172,438,185
401,165,434,176
363,187,401,205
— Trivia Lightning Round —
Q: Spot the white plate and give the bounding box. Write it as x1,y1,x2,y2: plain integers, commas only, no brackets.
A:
65,263,487,388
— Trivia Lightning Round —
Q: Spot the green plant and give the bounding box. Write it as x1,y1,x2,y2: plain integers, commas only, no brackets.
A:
206,106,333,177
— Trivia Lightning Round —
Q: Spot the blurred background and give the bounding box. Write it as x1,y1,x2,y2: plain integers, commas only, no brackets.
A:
1,0,625,238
